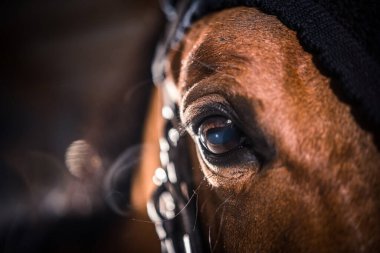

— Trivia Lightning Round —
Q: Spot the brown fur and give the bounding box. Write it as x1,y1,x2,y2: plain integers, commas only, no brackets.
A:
140,6,380,253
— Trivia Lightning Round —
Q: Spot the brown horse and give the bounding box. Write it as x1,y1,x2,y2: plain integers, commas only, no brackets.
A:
133,6,380,253
2,1,379,252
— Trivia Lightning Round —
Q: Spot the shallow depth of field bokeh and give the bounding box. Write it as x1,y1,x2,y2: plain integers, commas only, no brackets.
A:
0,1,163,252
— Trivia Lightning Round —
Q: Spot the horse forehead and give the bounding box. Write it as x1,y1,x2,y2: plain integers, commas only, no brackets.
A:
178,7,298,94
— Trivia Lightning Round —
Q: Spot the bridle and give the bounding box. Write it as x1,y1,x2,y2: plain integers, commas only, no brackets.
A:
145,0,214,251
102,0,207,251
104,81,206,252
147,0,207,251
146,0,206,249
146,79,207,252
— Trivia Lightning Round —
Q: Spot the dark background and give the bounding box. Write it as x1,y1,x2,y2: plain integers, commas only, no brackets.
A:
0,1,163,252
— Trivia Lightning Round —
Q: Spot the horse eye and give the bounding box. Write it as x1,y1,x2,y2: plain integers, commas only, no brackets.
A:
198,116,244,155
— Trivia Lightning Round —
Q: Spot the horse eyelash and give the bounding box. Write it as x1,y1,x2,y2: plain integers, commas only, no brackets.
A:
177,121,190,137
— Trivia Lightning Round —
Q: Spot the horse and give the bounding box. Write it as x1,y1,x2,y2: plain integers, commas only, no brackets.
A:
130,4,380,253
1,1,379,252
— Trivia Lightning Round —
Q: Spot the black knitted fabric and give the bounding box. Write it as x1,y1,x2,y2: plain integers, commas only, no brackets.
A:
153,0,380,126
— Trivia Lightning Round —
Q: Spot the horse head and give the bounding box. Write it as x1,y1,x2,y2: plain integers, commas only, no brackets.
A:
142,5,380,253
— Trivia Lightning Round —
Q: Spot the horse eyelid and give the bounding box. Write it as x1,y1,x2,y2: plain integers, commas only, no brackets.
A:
183,102,238,133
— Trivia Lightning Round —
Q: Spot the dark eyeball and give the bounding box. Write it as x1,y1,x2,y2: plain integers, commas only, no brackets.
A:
198,116,244,155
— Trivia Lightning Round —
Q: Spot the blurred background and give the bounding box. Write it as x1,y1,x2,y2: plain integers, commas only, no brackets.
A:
0,0,163,252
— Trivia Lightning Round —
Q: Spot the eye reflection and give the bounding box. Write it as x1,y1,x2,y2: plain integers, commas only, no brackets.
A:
198,116,244,155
